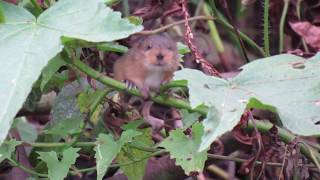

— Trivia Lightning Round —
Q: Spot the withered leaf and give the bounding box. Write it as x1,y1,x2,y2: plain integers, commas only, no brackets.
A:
290,21,320,50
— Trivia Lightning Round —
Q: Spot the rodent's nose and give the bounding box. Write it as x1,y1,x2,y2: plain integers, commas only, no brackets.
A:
157,54,164,61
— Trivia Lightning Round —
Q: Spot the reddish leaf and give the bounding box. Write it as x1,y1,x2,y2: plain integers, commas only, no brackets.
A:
232,111,255,145
290,21,320,50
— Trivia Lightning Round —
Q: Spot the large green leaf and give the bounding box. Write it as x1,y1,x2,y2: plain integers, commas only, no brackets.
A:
37,147,80,180
95,130,141,180
117,129,154,180
0,0,142,145
174,54,320,151
159,123,208,175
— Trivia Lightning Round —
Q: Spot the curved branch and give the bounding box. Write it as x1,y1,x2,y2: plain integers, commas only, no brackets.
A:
65,58,320,166
136,16,215,35
66,58,208,115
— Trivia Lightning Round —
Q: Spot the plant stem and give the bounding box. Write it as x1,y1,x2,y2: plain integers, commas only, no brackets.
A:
298,141,320,171
191,0,204,28
203,3,225,53
246,120,320,165
44,0,50,7
66,58,208,115
30,0,43,16
137,13,265,58
105,0,121,6
66,57,320,165
296,0,309,52
12,135,319,173
215,17,266,57
279,0,289,53
90,88,112,115
23,141,96,148
137,16,215,35
8,158,48,177
0,2,5,23
122,0,129,17
263,0,270,56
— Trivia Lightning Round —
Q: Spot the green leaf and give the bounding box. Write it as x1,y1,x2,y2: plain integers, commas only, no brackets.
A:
43,118,82,138
105,0,121,6
41,70,68,92
77,90,106,113
0,3,5,23
117,129,153,180
60,36,97,48
174,54,320,151
127,16,143,26
97,42,128,53
51,78,105,125
159,123,208,175
95,130,141,180
0,139,21,163
121,119,144,130
13,118,38,143
0,0,142,145
177,42,190,55
180,109,201,130
51,81,84,126
22,87,42,112
37,147,80,180
40,54,67,91
61,37,129,53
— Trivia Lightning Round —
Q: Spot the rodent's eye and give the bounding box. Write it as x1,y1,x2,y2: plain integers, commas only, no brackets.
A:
145,45,152,50
167,47,173,50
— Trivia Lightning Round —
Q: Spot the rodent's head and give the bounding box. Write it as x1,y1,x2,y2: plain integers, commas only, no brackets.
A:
134,34,179,70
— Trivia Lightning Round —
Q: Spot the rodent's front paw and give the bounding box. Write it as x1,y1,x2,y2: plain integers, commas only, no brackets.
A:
123,80,137,89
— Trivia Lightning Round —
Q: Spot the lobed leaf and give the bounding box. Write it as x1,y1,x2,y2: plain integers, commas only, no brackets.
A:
174,54,320,151
117,129,154,180
159,123,208,175
95,130,141,180
38,147,80,180
0,0,142,146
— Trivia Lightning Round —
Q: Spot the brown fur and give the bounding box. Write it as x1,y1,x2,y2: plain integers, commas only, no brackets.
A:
113,34,179,130
113,34,179,97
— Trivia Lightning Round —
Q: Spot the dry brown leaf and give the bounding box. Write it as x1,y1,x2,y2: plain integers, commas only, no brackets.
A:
290,21,320,50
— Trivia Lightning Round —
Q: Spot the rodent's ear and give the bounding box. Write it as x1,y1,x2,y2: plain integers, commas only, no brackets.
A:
158,32,170,38
131,36,147,49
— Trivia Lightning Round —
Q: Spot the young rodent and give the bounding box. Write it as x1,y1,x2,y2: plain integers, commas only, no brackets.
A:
113,34,180,130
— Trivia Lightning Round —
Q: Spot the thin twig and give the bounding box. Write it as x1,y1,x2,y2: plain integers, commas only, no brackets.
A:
278,145,288,180
8,158,48,177
207,164,229,179
136,15,215,35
